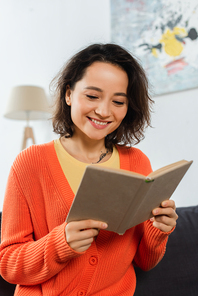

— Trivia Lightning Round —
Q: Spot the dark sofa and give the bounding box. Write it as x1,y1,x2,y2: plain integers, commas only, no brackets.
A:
0,206,198,296
134,205,198,296
0,212,16,295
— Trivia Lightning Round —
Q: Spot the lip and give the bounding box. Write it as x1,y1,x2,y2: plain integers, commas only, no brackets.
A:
87,117,111,129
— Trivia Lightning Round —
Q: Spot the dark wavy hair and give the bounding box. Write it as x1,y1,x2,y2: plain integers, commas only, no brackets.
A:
51,43,153,149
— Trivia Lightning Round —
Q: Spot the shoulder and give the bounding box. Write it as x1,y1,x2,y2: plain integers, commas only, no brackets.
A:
12,141,54,172
116,145,152,176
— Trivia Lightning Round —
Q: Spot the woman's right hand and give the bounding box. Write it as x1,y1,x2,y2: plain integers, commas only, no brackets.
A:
65,220,108,252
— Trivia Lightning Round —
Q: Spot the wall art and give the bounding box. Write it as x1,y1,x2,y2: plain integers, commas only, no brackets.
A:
111,0,198,95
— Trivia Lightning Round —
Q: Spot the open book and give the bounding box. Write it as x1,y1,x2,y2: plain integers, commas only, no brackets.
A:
66,160,193,234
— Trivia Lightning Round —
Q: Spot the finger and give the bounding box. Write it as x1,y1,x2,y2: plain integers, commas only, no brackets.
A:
66,220,108,246
152,220,174,232
80,220,108,230
66,227,99,244
154,215,177,227
151,210,177,232
76,245,92,253
77,228,99,241
67,220,108,232
152,200,176,216
152,207,178,220
161,199,176,210
69,237,94,252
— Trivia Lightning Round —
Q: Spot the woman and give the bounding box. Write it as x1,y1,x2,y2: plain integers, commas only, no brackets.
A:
0,43,178,295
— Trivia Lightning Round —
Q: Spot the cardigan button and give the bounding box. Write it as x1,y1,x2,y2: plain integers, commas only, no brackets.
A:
89,256,98,265
77,290,86,296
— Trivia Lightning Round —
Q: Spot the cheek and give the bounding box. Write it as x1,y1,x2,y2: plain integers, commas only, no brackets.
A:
73,98,95,114
117,107,128,122
70,100,90,120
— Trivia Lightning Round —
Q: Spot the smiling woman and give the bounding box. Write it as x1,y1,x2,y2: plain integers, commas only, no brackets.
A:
53,44,153,142
0,43,178,296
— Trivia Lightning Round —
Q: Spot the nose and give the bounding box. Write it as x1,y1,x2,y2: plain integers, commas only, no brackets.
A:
94,100,111,118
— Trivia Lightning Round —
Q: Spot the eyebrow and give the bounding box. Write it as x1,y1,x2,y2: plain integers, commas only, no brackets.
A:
84,86,127,97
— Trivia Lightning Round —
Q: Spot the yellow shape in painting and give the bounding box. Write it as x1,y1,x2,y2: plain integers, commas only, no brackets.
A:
152,48,158,57
160,27,187,57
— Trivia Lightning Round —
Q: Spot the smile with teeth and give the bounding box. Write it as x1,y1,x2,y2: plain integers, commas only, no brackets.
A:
89,117,110,126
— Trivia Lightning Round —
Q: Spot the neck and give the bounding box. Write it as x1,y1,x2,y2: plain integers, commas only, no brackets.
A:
60,136,111,164
92,149,110,164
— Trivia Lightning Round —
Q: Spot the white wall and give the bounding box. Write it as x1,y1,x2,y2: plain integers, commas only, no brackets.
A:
0,0,111,210
137,87,198,207
0,0,197,210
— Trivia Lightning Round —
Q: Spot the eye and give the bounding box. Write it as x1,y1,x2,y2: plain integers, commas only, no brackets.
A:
86,95,98,99
113,101,125,106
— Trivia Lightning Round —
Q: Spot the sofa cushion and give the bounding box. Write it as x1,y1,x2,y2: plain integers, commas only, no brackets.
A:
0,212,16,295
0,278,16,296
134,206,198,296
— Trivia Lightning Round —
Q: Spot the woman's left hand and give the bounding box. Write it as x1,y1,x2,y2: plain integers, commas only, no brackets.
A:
150,199,178,232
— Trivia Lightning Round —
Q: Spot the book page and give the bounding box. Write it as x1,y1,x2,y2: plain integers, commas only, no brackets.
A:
148,160,191,179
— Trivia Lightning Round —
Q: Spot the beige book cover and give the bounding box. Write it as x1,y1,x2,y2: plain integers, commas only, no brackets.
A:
66,160,193,234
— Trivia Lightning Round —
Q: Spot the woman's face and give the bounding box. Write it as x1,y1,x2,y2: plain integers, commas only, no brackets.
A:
65,61,128,142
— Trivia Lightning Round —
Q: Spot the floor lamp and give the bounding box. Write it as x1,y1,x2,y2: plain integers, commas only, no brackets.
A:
4,85,50,150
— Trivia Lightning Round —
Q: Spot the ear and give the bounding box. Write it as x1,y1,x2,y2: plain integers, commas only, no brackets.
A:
65,85,71,106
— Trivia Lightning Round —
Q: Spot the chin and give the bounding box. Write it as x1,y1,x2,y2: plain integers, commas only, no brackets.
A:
86,133,107,141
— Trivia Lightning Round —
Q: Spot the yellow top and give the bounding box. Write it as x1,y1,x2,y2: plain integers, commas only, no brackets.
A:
54,138,120,194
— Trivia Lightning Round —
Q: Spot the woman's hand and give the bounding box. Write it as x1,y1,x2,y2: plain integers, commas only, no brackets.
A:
150,199,178,232
65,220,108,252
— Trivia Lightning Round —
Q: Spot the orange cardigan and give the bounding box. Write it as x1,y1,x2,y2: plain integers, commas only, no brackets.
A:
0,141,172,296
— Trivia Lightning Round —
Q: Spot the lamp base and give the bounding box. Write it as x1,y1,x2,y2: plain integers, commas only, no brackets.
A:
22,126,35,150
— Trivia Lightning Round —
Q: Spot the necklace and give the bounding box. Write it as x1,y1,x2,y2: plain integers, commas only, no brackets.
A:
92,149,109,164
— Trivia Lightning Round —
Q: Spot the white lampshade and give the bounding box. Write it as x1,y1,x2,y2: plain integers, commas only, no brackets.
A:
4,85,50,120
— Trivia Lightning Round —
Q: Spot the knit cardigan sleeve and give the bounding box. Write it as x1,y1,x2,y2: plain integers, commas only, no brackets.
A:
0,146,83,285
132,220,173,271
